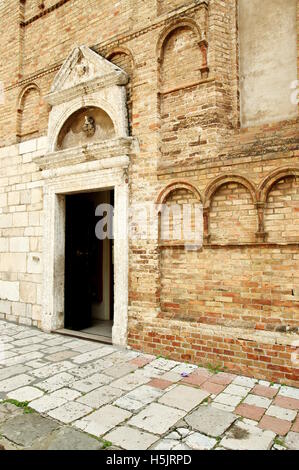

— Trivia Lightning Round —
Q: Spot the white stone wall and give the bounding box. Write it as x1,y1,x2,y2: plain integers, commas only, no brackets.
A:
0,137,46,327
239,0,298,127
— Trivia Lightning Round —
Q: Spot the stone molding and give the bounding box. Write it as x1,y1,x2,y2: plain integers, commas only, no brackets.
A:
46,71,128,108
34,137,133,171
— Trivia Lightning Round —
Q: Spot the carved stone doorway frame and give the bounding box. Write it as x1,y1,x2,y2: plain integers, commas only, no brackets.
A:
35,45,132,347
40,165,129,347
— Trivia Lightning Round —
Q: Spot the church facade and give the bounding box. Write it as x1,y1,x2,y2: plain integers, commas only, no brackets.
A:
0,0,298,385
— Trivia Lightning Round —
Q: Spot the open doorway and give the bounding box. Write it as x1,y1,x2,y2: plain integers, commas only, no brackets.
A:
64,189,114,341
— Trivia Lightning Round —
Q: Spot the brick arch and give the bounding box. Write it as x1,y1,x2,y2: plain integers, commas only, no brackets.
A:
204,174,257,209
156,18,203,63
16,83,42,141
17,83,41,112
258,167,299,204
157,18,208,83
157,18,209,170
106,46,135,68
156,180,202,210
260,167,299,243
204,175,258,244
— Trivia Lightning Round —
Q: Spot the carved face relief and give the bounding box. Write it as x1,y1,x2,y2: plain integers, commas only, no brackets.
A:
76,61,88,77
82,116,96,137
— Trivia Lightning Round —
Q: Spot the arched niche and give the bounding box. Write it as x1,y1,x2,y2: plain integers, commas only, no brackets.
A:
17,83,41,141
56,106,116,151
157,181,203,246
204,175,258,244
263,174,299,243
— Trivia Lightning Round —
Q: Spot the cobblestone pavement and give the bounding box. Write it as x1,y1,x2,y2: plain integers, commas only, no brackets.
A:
0,320,298,451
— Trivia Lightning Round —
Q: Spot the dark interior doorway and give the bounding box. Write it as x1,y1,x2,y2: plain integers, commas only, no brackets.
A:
64,190,114,339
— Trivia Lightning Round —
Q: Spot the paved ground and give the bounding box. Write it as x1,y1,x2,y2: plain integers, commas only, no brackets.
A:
0,320,298,450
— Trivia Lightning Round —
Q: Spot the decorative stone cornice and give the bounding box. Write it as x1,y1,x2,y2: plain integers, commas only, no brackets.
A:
34,137,133,171
45,71,128,107
45,46,128,107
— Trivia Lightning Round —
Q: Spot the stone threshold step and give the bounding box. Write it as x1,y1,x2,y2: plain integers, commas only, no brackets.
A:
54,328,112,345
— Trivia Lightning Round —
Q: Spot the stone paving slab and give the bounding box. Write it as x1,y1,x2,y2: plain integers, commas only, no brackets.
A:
77,385,123,408
128,403,185,434
7,386,44,402
75,405,131,437
104,426,158,450
158,385,209,411
185,405,237,437
30,427,104,450
220,422,275,450
285,432,299,450
47,401,93,424
0,413,59,447
0,320,298,450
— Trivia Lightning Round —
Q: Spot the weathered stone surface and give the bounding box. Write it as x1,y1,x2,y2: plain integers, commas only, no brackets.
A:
7,386,44,402
214,393,243,407
105,426,158,450
158,385,209,411
211,402,235,413
0,374,35,392
0,414,58,447
75,405,131,437
125,385,164,405
128,403,185,434
150,358,179,371
113,396,143,412
46,351,79,362
105,364,138,378
285,432,299,450
279,387,299,401
232,376,257,388
184,432,217,450
221,422,275,450
0,322,297,451
47,402,92,424
243,394,272,409
265,405,297,422
70,363,107,378
72,373,112,393
72,347,115,364
0,365,30,381
0,403,24,423
110,371,150,392
31,361,76,379
151,439,182,450
77,385,122,408
30,395,69,413
37,373,75,392
30,427,104,450
30,386,81,412
185,405,237,437
223,384,251,397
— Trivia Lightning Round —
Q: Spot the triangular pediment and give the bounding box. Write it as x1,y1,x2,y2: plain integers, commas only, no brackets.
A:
50,45,127,95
